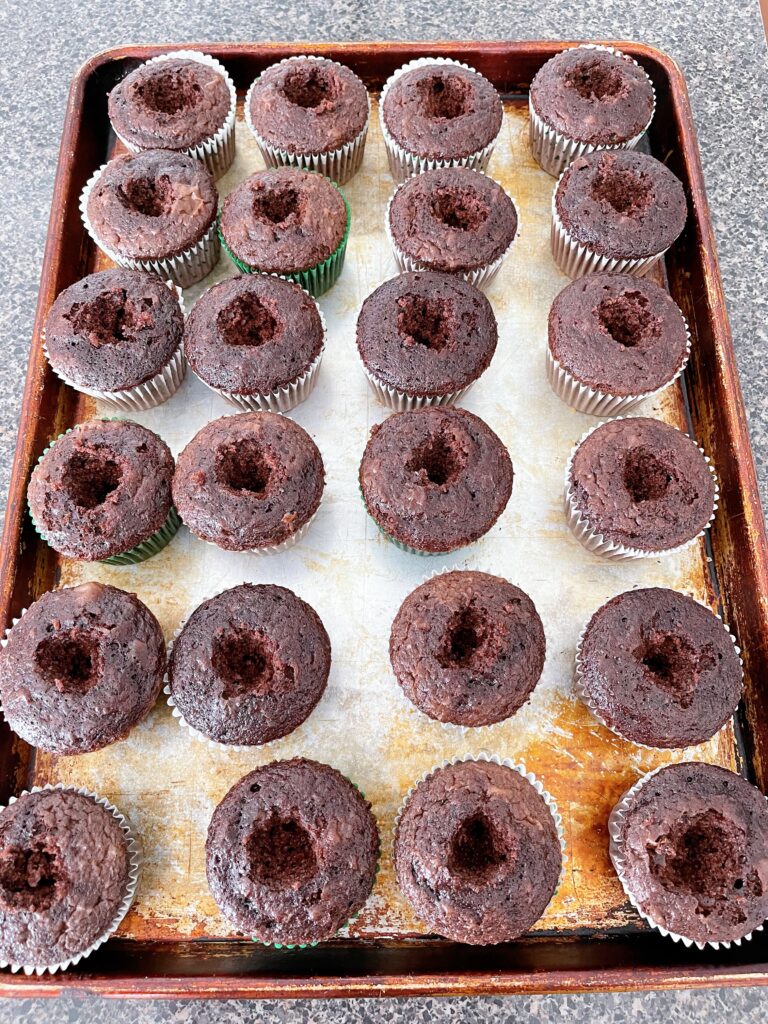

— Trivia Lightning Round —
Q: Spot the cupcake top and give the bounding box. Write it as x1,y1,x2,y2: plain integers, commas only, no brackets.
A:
0,583,166,755
530,47,654,146
357,271,497,397
86,150,218,262
220,168,348,274
568,417,716,553
394,760,561,944
359,407,513,553
382,62,502,161
44,269,184,392
168,584,331,746
0,788,131,969
549,273,689,396
28,419,175,562
578,588,743,748
612,762,768,946
206,758,380,946
248,56,369,155
172,412,324,550
388,167,517,274
108,57,232,152
390,571,546,726
184,275,324,396
554,151,687,260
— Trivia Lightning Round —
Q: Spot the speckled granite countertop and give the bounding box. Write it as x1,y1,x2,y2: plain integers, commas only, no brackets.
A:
0,1,767,1021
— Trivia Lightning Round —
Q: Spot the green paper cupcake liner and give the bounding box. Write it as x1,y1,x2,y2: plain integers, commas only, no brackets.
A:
218,181,351,298
358,482,465,557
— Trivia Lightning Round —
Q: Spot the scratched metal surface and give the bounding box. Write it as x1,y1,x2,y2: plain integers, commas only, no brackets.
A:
33,97,735,942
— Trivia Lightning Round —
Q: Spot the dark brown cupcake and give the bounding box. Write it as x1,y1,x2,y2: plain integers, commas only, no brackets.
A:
168,584,331,746
359,407,513,554
0,583,165,755
206,759,380,946
172,412,324,552
394,759,562,944
610,762,768,947
577,587,743,747
390,571,546,726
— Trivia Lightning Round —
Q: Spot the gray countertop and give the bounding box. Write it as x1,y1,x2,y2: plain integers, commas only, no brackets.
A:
0,1,767,1020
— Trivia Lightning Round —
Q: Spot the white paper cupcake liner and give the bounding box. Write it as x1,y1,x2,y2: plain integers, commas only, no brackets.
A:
191,285,326,414
573,593,743,749
0,783,141,975
79,166,220,289
379,58,501,183
529,45,656,178
244,56,370,185
393,753,566,903
385,185,519,291
563,417,720,561
608,767,766,950
363,366,472,412
551,179,668,279
42,281,187,412
112,50,237,180
546,313,691,417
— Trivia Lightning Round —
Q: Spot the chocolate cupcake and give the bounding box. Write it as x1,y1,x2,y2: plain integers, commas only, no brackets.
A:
0,583,166,755
357,271,497,410
0,786,139,973
390,571,546,727
184,275,325,413
552,150,687,279
359,407,513,554
81,149,219,288
108,50,236,179
576,588,743,748
27,419,178,565
565,417,717,559
245,56,370,185
172,412,324,552
387,167,518,289
394,757,563,944
380,58,503,182
219,168,350,297
530,45,655,176
206,759,380,947
547,273,690,416
609,762,768,948
43,269,186,412
167,584,330,748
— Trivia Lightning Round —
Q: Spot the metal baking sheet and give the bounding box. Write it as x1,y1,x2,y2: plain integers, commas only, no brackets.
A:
33,96,735,943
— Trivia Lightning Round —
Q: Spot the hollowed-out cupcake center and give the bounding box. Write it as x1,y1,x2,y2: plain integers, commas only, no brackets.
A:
214,439,278,498
438,604,492,669
137,69,203,115
281,65,336,109
417,72,471,120
216,293,281,347
211,625,294,699
596,291,662,349
565,58,624,101
431,187,489,231
64,289,154,347
406,431,466,488
117,174,174,218
61,448,124,509
632,629,713,708
647,809,759,906
448,812,513,883
252,185,302,225
622,446,671,503
34,629,103,695
590,165,652,216
0,840,66,912
396,294,452,352
246,814,318,888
